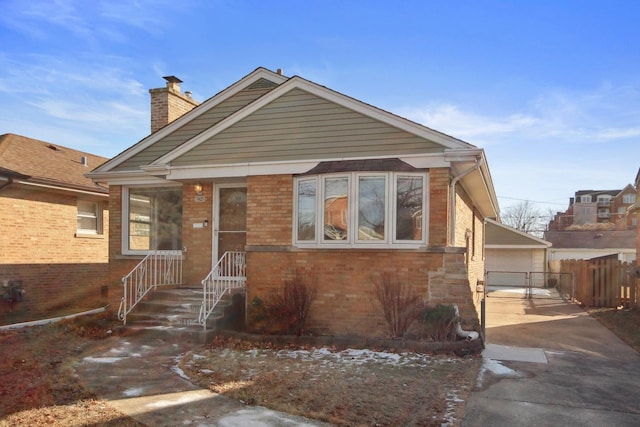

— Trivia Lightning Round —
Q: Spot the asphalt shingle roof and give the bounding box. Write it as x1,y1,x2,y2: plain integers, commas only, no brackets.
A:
0,133,108,193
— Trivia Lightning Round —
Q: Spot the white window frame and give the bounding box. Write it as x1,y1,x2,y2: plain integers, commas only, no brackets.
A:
76,200,102,235
580,195,592,203
623,193,636,204
121,184,182,255
293,171,428,248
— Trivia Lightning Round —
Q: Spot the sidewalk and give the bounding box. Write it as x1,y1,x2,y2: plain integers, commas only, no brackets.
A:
461,294,640,426
76,330,329,426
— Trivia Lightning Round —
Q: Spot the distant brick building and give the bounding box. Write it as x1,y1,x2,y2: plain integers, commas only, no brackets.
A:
0,134,109,322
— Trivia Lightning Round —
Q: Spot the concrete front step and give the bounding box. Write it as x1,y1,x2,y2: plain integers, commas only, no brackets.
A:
123,286,242,341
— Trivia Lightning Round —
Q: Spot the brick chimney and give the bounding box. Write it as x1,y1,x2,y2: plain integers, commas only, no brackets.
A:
149,76,200,133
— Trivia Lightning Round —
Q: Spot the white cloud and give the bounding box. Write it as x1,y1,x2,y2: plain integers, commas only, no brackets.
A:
398,82,640,147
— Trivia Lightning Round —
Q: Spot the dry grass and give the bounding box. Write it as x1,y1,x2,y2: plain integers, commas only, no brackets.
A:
0,313,143,427
179,336,482,426
586,307,640,353
5,306,637,426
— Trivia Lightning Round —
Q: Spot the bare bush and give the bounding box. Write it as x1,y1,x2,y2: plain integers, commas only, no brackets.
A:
419,304,457,341
371,272,423,338
259,268,319,335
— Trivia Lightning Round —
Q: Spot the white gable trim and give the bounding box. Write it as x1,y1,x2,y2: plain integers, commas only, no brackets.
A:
152,76,474,166
92,68,287,173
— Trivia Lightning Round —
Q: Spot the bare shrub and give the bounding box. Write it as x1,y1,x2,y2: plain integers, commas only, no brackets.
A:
258,268,319,335
418,304,457,341
371,272,423,338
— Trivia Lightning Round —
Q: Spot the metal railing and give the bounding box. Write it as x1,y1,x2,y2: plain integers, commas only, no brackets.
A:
199,251,246,330
118,250,183,324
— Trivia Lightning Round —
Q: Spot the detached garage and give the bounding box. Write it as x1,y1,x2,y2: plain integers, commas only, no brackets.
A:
485,218,551,287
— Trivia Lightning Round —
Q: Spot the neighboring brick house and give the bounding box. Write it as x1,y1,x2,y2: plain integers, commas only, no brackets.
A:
88,68,499,336
549,186,637,231
0,134,109,322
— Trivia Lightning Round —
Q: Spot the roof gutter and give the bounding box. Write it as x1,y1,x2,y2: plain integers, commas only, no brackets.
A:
0,176,13,192
448,155,483,246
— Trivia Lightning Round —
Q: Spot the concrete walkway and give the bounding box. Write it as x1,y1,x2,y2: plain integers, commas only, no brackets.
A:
76,329,329,426
461,291,640,426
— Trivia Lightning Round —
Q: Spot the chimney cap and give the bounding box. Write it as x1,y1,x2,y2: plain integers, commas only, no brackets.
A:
163,75,183,84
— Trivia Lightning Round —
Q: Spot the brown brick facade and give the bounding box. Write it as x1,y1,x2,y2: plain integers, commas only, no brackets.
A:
0,186,109,320
105,168,486,336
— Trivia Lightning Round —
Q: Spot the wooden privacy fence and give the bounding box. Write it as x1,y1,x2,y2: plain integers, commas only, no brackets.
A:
553,258,638,308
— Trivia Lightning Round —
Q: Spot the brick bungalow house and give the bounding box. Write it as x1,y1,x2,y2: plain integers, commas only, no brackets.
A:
88,67,499,337
0,133,109,322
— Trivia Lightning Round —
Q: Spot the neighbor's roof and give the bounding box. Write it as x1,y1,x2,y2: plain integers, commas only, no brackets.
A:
0,133,108,194
485,218,551,248
544,230,636,250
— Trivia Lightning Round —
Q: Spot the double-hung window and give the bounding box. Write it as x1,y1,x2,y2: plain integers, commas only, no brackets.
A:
123,186,182,253
77,200,102,235
295,172,427,247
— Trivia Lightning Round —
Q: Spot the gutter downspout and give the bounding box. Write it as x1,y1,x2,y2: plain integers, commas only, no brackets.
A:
448,156,484,246
453,304,479,341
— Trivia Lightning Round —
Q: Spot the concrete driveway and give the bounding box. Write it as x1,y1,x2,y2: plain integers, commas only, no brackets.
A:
461,289,640,426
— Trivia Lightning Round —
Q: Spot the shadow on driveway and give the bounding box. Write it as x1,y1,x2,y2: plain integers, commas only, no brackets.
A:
461,294,640,426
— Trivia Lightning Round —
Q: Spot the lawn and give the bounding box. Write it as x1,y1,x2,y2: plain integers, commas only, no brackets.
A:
1,306,639,426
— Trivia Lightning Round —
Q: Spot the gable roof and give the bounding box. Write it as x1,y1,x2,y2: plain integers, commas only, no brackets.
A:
485,218,551,248
544,230,636,250
0,133,108,194
93,68,288,174
87,67,499,218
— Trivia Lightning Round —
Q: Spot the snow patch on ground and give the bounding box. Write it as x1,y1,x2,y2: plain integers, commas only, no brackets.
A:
442,390,464,426
83,356,125,364
477,358,521,388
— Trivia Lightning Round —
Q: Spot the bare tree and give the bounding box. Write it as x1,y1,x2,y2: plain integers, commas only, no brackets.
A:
500,201,550,237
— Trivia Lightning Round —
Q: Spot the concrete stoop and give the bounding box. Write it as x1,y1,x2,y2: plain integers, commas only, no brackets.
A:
121,286,243,343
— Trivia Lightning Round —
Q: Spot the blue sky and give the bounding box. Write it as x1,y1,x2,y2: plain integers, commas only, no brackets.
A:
1,0,638,215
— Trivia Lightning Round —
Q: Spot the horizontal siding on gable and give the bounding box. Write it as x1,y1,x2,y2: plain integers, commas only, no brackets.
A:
114,86,275,171
171,88,444,166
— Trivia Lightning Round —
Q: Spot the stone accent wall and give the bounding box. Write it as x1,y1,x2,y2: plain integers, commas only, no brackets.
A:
0,186,109,319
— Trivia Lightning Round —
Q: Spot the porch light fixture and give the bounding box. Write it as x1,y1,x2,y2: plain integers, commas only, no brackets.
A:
194,183,203,195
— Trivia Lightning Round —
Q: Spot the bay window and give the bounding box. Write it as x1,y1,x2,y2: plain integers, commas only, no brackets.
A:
295,172,427,246
124,186,182,253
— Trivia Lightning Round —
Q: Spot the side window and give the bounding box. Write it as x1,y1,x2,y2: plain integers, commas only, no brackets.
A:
77,200,101,235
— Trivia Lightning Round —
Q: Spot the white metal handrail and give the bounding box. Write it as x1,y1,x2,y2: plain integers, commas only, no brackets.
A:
118,250,183,324
199,251,246,330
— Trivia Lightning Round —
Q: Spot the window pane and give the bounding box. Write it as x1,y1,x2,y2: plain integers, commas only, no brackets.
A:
297,179,316,240
358,176,385,240
396,176,423,241
128,187,182,251
219,188,247,231
77,201,98,233
324,177,348,240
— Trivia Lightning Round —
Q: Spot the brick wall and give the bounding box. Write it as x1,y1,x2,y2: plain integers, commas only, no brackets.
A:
428,168,450,246
149,85,199,133
0,186,109,320
182,183,213,285
243,171,481,336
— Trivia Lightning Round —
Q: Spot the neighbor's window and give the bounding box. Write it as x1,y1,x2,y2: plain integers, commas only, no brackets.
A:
294,172,427,246
77,200,102,234
125,186,182,252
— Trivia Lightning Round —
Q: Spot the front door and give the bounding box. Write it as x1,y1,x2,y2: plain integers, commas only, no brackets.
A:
215,184,247,261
